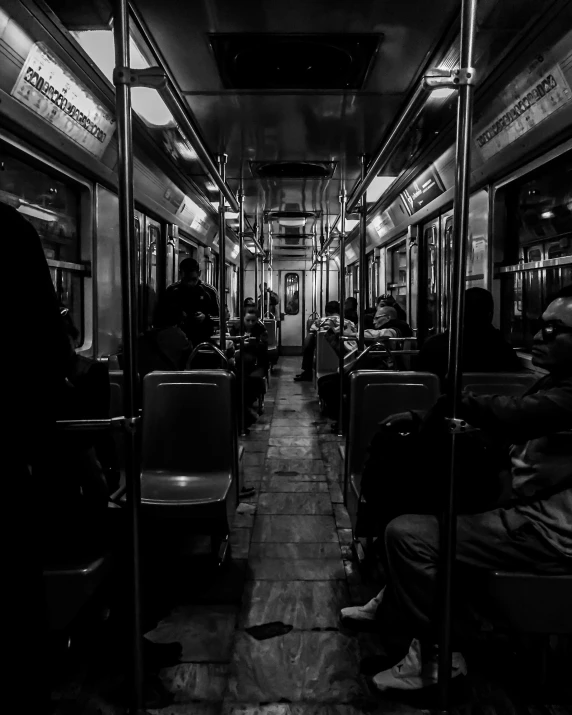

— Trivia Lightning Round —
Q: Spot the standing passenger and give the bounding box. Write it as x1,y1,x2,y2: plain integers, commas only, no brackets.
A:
166,258,220,346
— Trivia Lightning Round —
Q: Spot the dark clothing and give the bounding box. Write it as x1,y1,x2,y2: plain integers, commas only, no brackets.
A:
301,332,317,374
380,510,571,641
345,308,359,325
238,321,269,375
138,326,191,376
258,290,279,319
416,324,520,384
165,279,220,345
378,373,572,640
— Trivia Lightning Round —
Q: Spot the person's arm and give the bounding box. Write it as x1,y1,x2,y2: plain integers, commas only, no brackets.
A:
459,381,572,441
205,285,220,319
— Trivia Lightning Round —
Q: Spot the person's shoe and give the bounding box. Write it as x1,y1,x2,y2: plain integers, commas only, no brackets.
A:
340,587,385,627
369,638,467,692
294,372,313,382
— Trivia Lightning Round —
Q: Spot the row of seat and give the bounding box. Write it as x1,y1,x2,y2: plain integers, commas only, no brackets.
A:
337,369,571,640
45,368,241,638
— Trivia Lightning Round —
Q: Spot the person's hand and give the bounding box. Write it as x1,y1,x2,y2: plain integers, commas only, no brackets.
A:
379,411,416,432
194,312,206,323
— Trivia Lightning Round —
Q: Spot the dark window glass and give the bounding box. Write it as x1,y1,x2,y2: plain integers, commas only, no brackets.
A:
284,273,300,315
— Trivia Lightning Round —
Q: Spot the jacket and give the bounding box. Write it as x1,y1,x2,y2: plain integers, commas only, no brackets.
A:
417,324,520,383
459,374,572,559
165,279,220,343
364,318,414,341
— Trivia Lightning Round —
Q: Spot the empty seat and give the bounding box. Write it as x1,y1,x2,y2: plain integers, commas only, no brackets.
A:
344,371,440,539
140,371,238,557
44,554,111,631
315,331,339,383
462,372,538,396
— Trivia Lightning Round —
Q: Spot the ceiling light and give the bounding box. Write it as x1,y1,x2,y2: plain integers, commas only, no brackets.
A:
278,217,307,227
540,210,555,219
429,87,456,99
366,176,397,204
72,30,175,127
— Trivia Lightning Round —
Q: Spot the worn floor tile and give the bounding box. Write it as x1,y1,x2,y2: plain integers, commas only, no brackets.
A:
243,453,266,467
249,543,341,559
268,437,321,447
267,446,323,459
230,529,251,559
257,492,332,515
159,662,229,701
329,483,344,503
248,559,346,581
261,479,329,492
228,631,362,702
333,504,352,529
145,605,238,662
239,580,350,629
252,515,338,543
265,459,326,475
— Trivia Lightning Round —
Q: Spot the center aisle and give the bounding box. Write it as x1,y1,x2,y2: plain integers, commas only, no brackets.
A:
222,358,404,714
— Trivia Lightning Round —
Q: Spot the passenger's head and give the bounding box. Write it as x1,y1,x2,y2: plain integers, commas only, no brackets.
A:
244,307,260,330
373,305,397,329
179,257,201,286
325,300,340,316
464,287,494,327
225,304,231,321
345,297,358,310
377,293,396,307
244,297,255,307
531,285,572,373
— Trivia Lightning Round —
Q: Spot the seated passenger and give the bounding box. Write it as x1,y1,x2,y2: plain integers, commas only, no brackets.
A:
377,293,407,322
244,296,256,307
341,286,572,693
364,305,413,342
363,307,376,330
416,287,520,385
294,300,342,382
240,307,269,375
138,295,191,376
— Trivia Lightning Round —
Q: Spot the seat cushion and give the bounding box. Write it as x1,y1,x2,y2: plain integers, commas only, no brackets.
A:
141,470,233,507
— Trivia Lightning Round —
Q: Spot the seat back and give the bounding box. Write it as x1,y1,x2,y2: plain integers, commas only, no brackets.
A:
462,372,538,396
347,370,440,478
264,319,278,349
142,371,237,474
316,330,339,376
187,342,228,370
227,318,241,334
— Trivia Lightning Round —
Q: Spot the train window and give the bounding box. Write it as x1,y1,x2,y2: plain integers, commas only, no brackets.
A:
0,146,85,340
388,240,407,316
423,222,439,337
500,152,572,350
147,223,159,325
284,273,300,315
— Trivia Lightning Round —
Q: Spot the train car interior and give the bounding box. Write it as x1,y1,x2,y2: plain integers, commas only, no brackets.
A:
2,0,571,713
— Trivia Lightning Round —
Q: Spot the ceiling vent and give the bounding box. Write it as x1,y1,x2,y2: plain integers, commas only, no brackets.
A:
251,161,336,180
210,34,381,90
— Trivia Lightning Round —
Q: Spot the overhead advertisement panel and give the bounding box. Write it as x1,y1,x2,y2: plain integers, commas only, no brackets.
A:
474,56,572,162
11,42,116,159
400,165,445,215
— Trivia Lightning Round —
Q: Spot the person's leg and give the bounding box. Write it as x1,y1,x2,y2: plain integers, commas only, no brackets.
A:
295,333,316,379
370,509,570,691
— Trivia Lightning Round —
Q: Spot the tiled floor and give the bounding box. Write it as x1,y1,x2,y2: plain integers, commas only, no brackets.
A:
145,357,396,715
52,358,572,715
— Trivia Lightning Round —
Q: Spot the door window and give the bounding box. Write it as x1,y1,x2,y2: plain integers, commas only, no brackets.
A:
284,273,300,315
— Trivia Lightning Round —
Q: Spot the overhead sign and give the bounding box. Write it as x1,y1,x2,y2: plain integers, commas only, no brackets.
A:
371,209,395,240
400,166,445,215
11,42,115,159
474,61,572,162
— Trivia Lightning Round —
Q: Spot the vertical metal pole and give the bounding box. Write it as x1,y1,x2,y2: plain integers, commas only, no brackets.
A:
112,2,144,712
254,248,258,306
238,187,246,436
358,155,367,350
326,250,330,304
337,192,346,437
218,154,227,347
319,242,324,316
438,0,477,711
